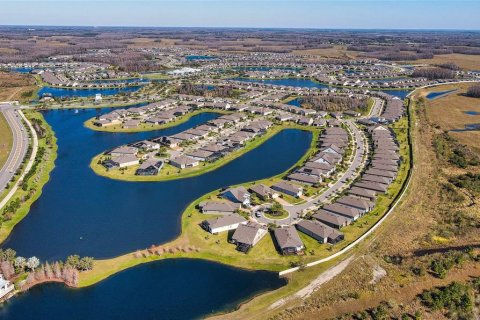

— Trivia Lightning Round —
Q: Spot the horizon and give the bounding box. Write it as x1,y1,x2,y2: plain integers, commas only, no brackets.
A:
2,1,480,30
1,25,480,31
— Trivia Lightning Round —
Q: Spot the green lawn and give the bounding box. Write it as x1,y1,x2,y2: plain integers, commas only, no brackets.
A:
0,113,13,169
0,110,57,243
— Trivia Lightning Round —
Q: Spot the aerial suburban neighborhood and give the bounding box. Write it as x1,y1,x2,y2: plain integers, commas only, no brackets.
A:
0,7,479,319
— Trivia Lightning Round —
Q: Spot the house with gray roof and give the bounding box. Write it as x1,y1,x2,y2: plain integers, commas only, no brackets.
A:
313,210,350,229
273,226,305,255
322,203,363,220
231,222,268,252
135,159,163,176
198,201,241,215
336,195,374,213
222,186,251,205
169,155,199,169
249,184,279,200
271,181,303,197
296,220,344,244
201,215,247,234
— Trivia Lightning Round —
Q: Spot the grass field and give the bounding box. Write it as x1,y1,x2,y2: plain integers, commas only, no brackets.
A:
408,53,480,71
415,82,480,152
0,113,13,169
0,72,38,102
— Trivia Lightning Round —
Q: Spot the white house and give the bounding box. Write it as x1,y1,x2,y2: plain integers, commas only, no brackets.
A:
0,275,14,300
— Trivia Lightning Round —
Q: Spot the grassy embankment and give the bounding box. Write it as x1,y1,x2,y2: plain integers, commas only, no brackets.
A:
90,123,311,182
84,108,231,133
0,111,57,243
0,113,13,169
79,113,411,289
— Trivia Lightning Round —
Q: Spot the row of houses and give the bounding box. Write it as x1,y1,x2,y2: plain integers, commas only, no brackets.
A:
285,126,349,187
305,124,401,240
160,116,273,169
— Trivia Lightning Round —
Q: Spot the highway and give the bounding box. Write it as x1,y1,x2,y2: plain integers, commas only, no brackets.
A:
0,103,29,193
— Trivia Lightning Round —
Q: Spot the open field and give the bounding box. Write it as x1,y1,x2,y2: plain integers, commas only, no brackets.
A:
0,113,12,169
408,53,480,71
415,82,480,152
0,72,38,102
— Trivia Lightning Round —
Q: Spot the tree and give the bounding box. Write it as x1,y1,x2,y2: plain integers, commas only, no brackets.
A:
14,256,26,269
0,248,16,262
26,256,40,271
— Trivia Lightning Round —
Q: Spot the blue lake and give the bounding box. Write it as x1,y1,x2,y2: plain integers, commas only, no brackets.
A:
2,109,312,260
426,90,456,100
465,111,480,115
287,97,303,107
0,259,286,320
10,67,34,73
37,86,143,99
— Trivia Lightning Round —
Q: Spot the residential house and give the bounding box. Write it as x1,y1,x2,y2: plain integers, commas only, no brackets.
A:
201,215,247,234
296,220,344,244
198,201,241,215
222,186,251,205
231,222,268,252
248,184,279,200
271,181,303,197
273,226,305,255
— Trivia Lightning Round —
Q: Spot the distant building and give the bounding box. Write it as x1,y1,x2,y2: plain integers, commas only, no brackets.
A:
0,275,14,300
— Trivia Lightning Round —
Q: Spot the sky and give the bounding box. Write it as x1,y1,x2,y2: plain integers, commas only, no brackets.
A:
0,1,479,30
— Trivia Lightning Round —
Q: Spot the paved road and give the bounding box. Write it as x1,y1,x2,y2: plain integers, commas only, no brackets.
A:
368,97,384,118
257,119,368,226
0,103,29,193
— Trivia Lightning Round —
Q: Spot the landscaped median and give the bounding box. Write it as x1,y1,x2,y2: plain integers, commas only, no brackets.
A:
89,124,319,182
0,110,57,243
84,108,231,133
